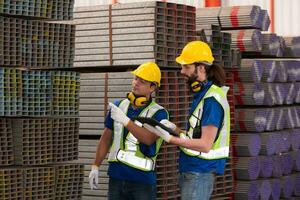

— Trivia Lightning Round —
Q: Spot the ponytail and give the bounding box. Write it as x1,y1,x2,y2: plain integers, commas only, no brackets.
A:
205,64,226,87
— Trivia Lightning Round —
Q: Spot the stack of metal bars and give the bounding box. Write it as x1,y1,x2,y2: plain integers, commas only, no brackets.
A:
73,1,196,68
283,36,300,57
223,29,262,52
195,7,220,26
0,0,74,20
0,168,23,199
52,71,80,116
234,82,265,105
233,156,261,180
22,71,52,116
235,108,267,132
259,156,273,178
52,118,79,162
231,134,261,157
0,119,14,166
292,174,300,197
11,119,53,165
79,139,109,200
196,24,222,65
218,5,262,29
280,175,294,199
221,31,232,68
79,72,131,136
234,181,259,200
23,167,55,199
270,179,281,200
261,33,282,57
258,179,272,200
54,163,84,199
225,71,235,131
0,68,22,116
260,9,270,31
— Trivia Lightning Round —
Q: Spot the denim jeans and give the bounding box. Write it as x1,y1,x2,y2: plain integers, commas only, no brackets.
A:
179,172,214,200
108,178,156,200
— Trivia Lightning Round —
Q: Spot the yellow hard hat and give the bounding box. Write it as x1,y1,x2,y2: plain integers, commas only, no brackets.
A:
132,62,161,87
176,41,214,65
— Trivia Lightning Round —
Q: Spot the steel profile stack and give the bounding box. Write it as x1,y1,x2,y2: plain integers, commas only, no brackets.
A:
260,9,270,31
73,1,196,68
79,139,109,200
283,36,300,57
0,119,13,166
258,179,272,200
234,181,259,200
53,118,79,162
23,167,55,199
0,168,23,200
259,156,273,178
0,68,22,116
0,0,74,20
52,71,80,116
231,134,261,157
54,163,84,199
22,70,52,116
11,119,53,165
261,33,282,57
233,157,261,180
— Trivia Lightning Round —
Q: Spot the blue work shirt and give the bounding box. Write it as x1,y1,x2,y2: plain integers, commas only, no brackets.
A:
179,81,226,174
105,100,169,185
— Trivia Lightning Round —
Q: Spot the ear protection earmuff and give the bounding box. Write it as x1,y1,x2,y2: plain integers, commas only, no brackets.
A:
127,92,148,107
190,81,203,92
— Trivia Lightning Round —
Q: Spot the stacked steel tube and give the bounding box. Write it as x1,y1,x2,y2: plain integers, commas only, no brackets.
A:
73,2,196,68
0,0,83,199
0,16,75,69
0,0,74,20
283,36,300,57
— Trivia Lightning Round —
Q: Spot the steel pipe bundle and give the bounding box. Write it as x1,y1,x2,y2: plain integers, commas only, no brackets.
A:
54,164,84,199
0,0,74,20
292,150,300,172
74,2,196,68
290,129,300,151
280,175,294,199
285,107,300,129
272,155,283,178
262,83,277,106
292,173,300,196
261,33,282,57
274,83,286,105
279,131,292,153
287,61,300,82
295,83,300,103
275,108,286,130
259,132,278,156
0,17,75,69
196,7,220,26
258,179,272,200
284,83,296,105
234,82,265,105
235,59,263,82
266,108,279,131
279,153,294,176
233,157,261,180
0,168,23,199
234,181,259,200
261,60,277,82
235,108,267,132
223,29,262,52
231,134,261,156
283,36,300,57
274,61,288,82
260,9,270,31
269,179,281,200
259,156,273,178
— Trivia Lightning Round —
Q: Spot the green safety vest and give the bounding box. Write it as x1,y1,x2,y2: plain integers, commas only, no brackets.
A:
180,85,230,159
108,99,166,171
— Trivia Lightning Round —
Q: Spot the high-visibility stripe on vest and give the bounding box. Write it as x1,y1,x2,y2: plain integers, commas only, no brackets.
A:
108,99,165,171
180,85,230,159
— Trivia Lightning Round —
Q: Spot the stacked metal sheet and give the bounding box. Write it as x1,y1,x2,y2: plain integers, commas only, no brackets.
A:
52,118,79,162
0,16,75,69
22,71,52,116
0,68,22,116
23,167,55,199
0,119,14,166
223,29,262,52
0,0,74,20
73,1,196,68
0,168,23,200
11,119,53,165
79,72,132,136
52,71,80,116
196,7,220,26
54,163,84,199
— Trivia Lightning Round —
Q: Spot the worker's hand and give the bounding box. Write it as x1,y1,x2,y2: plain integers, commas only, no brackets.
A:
108,102,130,126
160,119,177,131
144,124,173,143
89,165,99,190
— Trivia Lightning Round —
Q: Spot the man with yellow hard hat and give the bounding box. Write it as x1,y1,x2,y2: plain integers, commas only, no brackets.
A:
145,41,230,200
88,62,169,200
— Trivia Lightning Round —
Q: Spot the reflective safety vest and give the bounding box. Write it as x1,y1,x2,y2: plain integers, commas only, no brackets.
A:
180,85,230,159
108,99,165,171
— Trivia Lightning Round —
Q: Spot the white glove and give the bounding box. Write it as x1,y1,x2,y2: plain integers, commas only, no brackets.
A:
109,102,130,126
89,165,99,190
144,124,172,143
160,119,177,131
